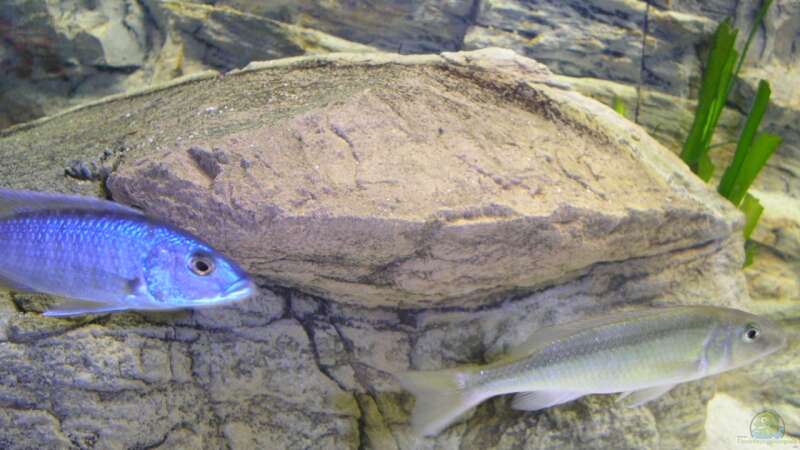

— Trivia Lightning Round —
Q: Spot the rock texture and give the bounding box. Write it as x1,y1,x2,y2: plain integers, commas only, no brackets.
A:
6,47,739,309
4,1,800,148
0,0,375,130
461,3,800,433
0,49,756,450
3,0,799,446
217,0,475,53
466,1,713,96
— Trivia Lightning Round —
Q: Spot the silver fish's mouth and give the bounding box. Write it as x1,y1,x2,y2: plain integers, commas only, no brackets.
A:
222,278,257,302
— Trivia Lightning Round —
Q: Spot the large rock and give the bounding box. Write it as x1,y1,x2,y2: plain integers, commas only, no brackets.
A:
3,0,799,445
156,2,377,72
0,49,760,449
465,1,713,96
214,0,474,52
5,1,800,153
98,49,740,308
0,0,375,130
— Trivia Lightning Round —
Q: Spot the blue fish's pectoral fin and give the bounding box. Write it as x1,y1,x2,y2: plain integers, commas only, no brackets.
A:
43,299,130,317
617,384,677,408
0,273,39,293
511,390,587,411
125,277,147,296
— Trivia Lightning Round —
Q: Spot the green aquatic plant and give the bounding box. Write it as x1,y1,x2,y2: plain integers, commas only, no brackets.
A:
612,96,627,118
679,0,779,266
717,81,782,205
679,17,738,180
740,193,764,266
719,80,781,266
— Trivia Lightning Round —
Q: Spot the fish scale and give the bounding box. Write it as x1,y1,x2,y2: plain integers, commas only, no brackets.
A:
479,312,694,392
398,305,786,437
0,188,255,316
1,211,159,300
503,313,710,392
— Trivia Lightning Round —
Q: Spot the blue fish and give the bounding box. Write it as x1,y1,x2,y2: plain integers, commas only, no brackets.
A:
0,188,256,316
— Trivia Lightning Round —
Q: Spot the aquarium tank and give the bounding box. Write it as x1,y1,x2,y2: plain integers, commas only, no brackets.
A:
0,1,796,449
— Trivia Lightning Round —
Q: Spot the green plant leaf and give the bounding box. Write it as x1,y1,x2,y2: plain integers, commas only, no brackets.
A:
677,1,777,268
680,19,738,171
728,132,782,205
744,240,759,267
613,96,627,117
698,153,715,181
701,48,738,153
718,80,772,198
739,193,764,240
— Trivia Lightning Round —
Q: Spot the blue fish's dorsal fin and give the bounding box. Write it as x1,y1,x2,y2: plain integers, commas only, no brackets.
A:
0,188,143,218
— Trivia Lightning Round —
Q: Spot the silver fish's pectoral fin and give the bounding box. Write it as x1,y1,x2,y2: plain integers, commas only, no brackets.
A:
511,390,587,411
617,384,677,408
43,299,130,317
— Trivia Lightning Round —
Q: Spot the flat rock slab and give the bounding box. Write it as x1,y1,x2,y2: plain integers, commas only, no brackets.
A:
2,49,738,308
104,49,737,307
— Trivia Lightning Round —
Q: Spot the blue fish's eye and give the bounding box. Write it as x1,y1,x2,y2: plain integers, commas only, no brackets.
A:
189,254,215,276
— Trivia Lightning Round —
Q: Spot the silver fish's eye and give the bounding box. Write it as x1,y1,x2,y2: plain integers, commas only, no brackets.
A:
189,255,215,276
743,325,760,342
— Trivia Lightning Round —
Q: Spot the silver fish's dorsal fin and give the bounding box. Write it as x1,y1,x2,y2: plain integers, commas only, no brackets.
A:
617,384,677,407
501,308,682,361
0,188,143,218
511,390,587,411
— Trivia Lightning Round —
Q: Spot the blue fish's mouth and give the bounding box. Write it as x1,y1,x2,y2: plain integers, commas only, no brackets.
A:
221,278,257,302
185,278,257,307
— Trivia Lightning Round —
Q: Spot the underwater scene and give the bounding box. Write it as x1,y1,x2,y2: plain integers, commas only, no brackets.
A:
0,1,798,449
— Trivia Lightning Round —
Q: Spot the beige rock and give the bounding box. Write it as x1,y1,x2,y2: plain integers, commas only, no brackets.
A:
0,49,759,449
102,48,739,308
213,0,474,52
464,1,713,97
702,393,800,450
160,1,378,72
0,0,375,130
551,75,743,153
1,0,798,445
0,408,72,450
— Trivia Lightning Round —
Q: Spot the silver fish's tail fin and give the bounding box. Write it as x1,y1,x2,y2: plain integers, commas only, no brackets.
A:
396,365,485,437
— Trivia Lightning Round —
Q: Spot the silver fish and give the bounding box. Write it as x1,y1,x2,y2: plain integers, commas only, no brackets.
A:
0,188,256,316
397,306,787,436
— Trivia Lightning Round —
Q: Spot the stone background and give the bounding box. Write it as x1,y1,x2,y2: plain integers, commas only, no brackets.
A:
0,1,798,449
